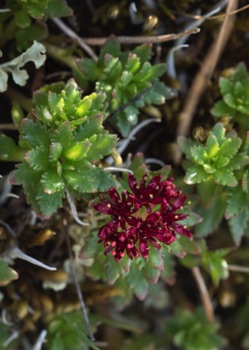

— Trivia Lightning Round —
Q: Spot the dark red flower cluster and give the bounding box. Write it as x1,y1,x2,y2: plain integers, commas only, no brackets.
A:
93,174,192,261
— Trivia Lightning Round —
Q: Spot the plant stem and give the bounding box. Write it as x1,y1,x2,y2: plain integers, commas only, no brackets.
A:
192,266,215,322
51,17,98,61
64,220,95,341
82,28,200,45
228,264,249,273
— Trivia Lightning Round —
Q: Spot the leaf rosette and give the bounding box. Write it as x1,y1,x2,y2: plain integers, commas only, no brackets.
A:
178,123,249,187
78,37,171,136
10,81,118,218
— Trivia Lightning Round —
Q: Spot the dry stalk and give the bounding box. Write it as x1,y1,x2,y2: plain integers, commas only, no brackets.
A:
192,266,215,322
175,0,238,163
82,28,200,45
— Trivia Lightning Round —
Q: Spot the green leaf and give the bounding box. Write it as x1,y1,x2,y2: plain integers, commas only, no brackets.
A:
218,138,241,159
211,100,235,117
78,58,98,82
49,142,63,162
0,260,18,286
133,44,151,64
0,133,25,162
14,9,31,28
195,192,227,237
47,311,99,350
166,308,227,350
142,263,161,284
105,254,123,285
0,41,46,92
25,146,49,171
21,119,50,148
10,163,42,214
126,262,149,300
37,188,64,218
205,134,219,158
185,165,210,184
99,36,121,64
213,168,237,187
228,209,249,245
75,115,104,140
86,134,117,161
226,184,247,218
41,170,65,194
64,140,92,160
202,250,230,285
45,0,73,17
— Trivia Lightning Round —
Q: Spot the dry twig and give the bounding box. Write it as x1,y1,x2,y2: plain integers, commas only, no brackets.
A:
64,220,95,342
192,266,215,322
82,28,200,45
176,0,238,162
52,17,98,61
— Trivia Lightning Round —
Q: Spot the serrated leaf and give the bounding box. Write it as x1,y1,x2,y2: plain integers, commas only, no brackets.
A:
177,136,197,160
226,185,247,218
228,153,249,170
205,134,219,158
0,260,18,286
146,246,164,271
242,170,249,193
0,41,46,92
86,134,117,161
105,255,123,285
166,308,227,350
219,77,233,95
228,209,249,245
211,100,235,117
52,122,73,149
124,54,141,74
126,262,149,300
213,169,237,186
103,55,122,82
133,44,151,64
77,58,98,82
25,146,49,171
41,170,65,194
120,71,133,87
195,193,227,237
64,140,92,160
99,36,121,64
49,142,63,162
142,263,161,284
10,163,42,214
202,251,229,285
133,62,153,82
184,165,210,184
37,188,64,218
21,119,50,148
218,137,241,159
211,123,226,144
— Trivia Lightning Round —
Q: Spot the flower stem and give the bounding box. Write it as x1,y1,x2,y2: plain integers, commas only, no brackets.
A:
192,266,214,322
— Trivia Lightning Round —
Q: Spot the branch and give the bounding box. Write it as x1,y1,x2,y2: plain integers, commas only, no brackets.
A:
192,266,215,322
64,220,95,341
82,28,200,45
175,0,238,162
51,17,98,61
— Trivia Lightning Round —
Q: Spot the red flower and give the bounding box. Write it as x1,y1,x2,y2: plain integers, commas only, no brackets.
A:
93,174,192,261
